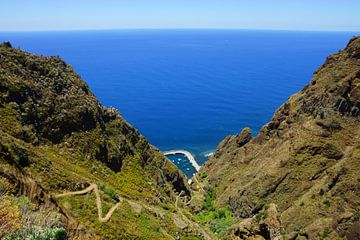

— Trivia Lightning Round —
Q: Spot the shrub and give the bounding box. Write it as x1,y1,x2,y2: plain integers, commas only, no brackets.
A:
353,209,360,220
256,213,262,222
1,193,65,240
203,187,216,211
323,200,331,208
0,196,22,238
0,177,15,195
1,42,12,48
195,187,234,236
255,206,269,222
99,184,118,201
4,227,67,240
321,226,331,239
200,172,208,179
213,207,235,234
29,227,66,240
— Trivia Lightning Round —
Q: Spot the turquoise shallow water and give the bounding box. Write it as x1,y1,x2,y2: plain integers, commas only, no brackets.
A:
1,29,357,176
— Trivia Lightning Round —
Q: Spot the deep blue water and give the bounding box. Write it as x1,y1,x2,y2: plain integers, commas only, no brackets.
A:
0,30,357,176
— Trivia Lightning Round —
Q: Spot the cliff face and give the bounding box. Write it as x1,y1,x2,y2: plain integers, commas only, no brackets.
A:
200,37,360,239
0,42,199,239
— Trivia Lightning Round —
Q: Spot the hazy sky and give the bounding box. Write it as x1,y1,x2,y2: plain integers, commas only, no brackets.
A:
1,0,359,31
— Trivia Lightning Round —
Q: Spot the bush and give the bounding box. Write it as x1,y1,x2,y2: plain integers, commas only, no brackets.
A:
0,196,22,238
99,184,118,201
0,177,16,195
29,227,66,240
255,206,269,222
323,200,331,208
195,187,234,236
353,209,360,220
321,226,331,239
4,227,67,240
2,193,66,240
203,187,216,211
199,172,208,179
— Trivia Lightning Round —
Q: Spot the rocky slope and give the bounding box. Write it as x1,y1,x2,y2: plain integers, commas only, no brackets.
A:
197,37,360,239
0,42,204,239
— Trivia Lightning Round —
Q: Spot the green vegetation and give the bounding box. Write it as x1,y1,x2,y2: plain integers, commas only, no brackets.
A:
99,183,118,201
203,187,216,211
346,93,353,103
255,204,269,222
353,209,360,220
199,172,208,179
0,104,22,136
323,200,331,208
4,227,66,240
0,196,22,238
0,189,66,240
195,187,235,236
321,226,331,239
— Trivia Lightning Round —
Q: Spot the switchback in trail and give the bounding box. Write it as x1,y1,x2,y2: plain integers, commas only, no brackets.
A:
56,183,122,223
56,183,213,239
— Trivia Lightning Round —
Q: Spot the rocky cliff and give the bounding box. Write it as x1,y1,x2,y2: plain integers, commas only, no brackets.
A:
0,42,203,239
197,37,360,239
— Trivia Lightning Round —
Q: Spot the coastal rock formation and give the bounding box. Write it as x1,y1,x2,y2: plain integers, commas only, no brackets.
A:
200,36,360,239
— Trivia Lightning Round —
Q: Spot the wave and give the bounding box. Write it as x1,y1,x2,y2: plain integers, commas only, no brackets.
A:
201,150,215,158
204,152,214,157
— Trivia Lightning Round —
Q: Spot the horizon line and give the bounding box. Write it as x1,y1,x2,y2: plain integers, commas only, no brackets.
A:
1,27,360,34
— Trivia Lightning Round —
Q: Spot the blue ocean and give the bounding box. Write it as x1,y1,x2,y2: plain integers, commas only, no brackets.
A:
0,30,357,176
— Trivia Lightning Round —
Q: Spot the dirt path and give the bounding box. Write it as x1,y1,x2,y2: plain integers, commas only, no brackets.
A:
56,183,212,239
56,184,122,223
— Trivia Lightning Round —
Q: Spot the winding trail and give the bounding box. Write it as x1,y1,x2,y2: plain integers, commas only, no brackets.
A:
164,150,201,172
56,184,122,223
56,183,213,239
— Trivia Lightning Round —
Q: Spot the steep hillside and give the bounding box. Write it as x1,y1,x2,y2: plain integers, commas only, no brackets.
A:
0,42,208,239
2,36,359,240
195,37,360,239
